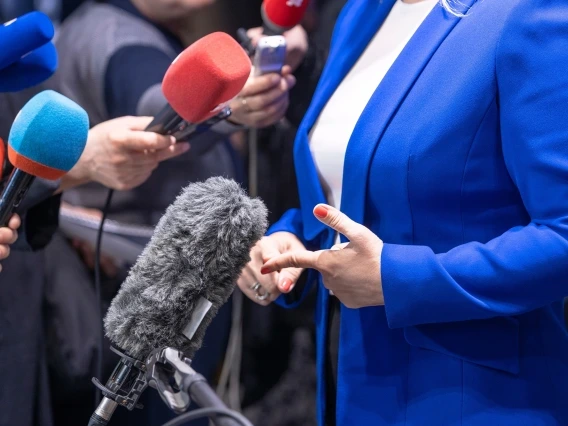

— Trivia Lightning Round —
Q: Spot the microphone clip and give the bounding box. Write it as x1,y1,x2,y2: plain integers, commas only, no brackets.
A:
92,347,147,411
146,347,205,414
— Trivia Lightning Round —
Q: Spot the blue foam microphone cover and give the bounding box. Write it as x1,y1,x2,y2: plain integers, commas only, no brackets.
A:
8,90,89,179
0,42,57,92
0,11,54,71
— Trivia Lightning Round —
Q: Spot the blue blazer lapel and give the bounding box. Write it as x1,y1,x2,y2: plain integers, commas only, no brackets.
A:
340,0,478,231
295,0,396,241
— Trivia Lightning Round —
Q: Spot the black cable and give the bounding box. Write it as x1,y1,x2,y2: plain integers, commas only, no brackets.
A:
94,188,114,406
160,408,254,426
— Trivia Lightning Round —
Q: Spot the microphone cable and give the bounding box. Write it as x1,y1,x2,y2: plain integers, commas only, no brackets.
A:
93,188,114,406
160,407,254,426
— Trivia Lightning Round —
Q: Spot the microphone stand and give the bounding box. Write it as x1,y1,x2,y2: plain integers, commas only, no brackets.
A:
89,346,253,426
146,347,253,426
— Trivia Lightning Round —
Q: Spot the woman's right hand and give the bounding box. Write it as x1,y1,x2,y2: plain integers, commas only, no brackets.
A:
237,231,306,305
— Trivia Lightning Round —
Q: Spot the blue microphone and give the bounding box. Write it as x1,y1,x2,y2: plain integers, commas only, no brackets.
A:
0,90,89,225
0,11,54,71
0,42,58,92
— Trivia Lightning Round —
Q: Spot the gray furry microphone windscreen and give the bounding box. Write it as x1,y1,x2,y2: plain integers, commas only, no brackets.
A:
104,177,268,360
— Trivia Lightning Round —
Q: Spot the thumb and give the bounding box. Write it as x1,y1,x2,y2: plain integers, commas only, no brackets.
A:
277,267,304,293
313,204,370,244
246,27,263,46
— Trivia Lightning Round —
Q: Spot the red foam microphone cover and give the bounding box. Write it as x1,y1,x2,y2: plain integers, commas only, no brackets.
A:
262,0,310,32
162,32,251,124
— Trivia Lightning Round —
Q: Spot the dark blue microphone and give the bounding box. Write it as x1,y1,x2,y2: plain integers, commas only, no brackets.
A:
0,11,54,71
0,42,57,92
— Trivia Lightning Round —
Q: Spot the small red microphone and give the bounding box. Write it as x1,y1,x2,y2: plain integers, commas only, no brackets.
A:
261,0,310,35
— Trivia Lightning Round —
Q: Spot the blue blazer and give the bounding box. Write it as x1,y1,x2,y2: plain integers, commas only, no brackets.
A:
268,0,568,424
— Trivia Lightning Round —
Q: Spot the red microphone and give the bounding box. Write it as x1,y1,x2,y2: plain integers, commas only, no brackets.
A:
261,0,310,35
146,32,251,140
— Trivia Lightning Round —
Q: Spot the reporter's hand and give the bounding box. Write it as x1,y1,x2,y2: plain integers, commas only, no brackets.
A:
0,214,20,272
237,231,305,306
62,116,190,191
261,204,385,309
247,25,309,72
229,68,296,128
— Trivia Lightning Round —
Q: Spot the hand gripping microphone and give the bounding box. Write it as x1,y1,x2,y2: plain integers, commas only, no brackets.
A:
89,177,267,426
0,90,88,225
145,32,251,141
236,0,310,56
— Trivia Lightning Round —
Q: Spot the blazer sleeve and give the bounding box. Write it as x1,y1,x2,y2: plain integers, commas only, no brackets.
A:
266,208,305,240
381,0,568,329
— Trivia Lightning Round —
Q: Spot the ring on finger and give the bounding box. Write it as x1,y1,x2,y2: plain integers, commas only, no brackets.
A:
251,282,270,301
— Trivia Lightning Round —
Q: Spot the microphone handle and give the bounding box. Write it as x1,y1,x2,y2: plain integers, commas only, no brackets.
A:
145,104,183,135
183,376,241,426
0,168,34,225
145,103,232,144
236,28,255,56
262,24,281,36
87,398,118,426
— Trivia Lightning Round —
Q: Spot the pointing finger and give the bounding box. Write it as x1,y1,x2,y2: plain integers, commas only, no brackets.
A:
261,249,324,274
313,204,370,243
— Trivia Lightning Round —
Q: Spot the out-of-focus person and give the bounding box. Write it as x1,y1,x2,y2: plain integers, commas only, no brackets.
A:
39,0,294,425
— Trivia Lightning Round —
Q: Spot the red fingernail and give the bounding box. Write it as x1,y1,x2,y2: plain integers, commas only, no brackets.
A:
280,278,292,292
260,266,271,275
314,205,328,219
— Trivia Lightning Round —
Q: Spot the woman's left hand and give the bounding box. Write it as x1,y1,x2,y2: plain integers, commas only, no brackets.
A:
261,204,385,309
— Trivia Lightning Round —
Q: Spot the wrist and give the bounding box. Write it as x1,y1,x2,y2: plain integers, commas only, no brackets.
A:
57,157,91,192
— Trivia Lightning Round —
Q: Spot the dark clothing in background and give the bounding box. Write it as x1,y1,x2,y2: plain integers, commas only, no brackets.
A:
0,252,53,426
0,92,64,426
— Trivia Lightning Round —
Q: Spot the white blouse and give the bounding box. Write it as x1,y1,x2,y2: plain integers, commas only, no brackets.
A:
309,0,438,211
